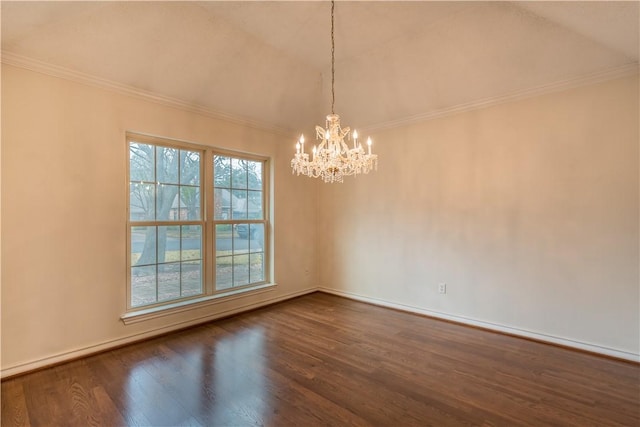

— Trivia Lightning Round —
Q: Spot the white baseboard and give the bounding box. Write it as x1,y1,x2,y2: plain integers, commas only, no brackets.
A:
4,286,637,378
318,287,640,363
1,288,316,379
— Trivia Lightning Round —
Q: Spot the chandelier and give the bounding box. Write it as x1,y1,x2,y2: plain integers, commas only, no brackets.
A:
291,0,378,183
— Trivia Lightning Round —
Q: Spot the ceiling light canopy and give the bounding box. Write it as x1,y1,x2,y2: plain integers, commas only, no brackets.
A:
291,0,378,184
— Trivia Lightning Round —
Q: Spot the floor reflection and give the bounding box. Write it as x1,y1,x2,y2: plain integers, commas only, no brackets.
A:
208,325,269,425
121,325,270,426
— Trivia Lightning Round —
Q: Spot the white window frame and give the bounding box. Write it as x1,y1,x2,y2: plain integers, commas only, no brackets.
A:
124,133,272,322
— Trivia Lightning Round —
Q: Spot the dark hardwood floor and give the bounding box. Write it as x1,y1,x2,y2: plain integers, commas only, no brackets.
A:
2,292,639,426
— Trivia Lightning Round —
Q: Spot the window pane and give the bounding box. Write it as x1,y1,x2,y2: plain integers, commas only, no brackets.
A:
216,256,233,290
180,186,200,220
130,183,155,221
131,226,156,266
249,223,264,253
214,188,231,220
249,253,264,283
247,190,263,219
215,224,233,257
181,225,201,261
130,143,155,182
231,158,247,189
234,223,250,253
158,226,180,263
156,185,179,220
158,263,180,302
231,189,248,219
180,150,200,186
182,261,202,297
214,156,231,188
156,146,179,184
131,265,156,307
233,255,249,287
248,161,262,190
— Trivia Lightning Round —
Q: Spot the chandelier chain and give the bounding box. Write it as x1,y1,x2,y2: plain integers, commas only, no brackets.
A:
331,0,335,114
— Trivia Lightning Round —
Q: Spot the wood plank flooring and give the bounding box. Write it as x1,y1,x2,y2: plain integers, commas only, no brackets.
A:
2,292,639,426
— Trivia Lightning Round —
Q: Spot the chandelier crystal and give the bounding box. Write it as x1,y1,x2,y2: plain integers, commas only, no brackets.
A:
291,0,377,184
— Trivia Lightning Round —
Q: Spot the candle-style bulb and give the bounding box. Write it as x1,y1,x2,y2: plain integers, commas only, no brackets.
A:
296,142,300,154
299,134,305,144
325,130,330,140
367,137,372,155
353,130,358,140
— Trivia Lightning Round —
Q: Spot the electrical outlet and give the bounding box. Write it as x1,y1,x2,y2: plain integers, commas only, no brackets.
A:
438,283,447,294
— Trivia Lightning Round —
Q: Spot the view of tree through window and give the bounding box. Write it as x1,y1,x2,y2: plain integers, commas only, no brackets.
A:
129,141,203,308
127,135,270,311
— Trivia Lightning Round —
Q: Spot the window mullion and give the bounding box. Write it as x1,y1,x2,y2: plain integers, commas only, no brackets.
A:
179,226,183,298
155,226,159,304
204,148,215,295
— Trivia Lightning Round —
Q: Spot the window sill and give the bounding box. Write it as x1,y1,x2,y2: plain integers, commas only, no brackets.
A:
121,283,277,325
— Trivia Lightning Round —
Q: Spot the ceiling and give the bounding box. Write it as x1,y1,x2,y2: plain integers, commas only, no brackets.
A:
2,1,638,134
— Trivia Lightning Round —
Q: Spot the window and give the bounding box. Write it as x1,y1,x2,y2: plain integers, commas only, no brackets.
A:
214,155,266,289
127,134,270,312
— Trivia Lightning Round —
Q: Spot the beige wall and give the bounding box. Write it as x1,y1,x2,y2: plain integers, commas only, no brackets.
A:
1,65,318,375
2,65,638,374
319,75,639,358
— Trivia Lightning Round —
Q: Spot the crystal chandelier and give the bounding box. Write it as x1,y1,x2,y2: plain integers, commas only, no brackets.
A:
291,0,378,183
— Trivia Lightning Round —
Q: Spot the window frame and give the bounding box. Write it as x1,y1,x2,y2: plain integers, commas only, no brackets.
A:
125,132,272,316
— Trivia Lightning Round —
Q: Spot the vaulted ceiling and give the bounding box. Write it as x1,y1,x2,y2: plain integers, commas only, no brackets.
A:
2,1,638,133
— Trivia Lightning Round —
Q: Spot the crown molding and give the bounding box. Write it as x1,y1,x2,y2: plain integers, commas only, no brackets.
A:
1,51,294,137
3,51,636,137
362,62,639,133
